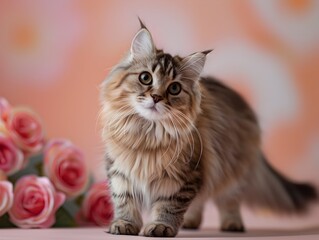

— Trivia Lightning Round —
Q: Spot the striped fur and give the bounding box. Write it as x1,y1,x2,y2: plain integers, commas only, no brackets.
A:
100,25,317,237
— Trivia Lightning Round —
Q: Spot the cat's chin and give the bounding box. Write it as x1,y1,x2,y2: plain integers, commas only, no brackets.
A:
135,105,166,121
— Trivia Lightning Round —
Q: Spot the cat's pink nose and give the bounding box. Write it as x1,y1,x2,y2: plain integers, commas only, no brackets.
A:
151,94,163,104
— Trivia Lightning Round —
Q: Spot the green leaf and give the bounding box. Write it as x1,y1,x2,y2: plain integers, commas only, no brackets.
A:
34,161,44,176
29,153,44,166
74,194,85,207
88,175,94,188
8,153,44,184
8,165,39,184
28,153,45,176
73,174,93,207
53,206,78,228
63,199,80,218
0,213,17,228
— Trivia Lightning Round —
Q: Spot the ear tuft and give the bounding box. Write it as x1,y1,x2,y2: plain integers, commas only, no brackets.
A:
130,28,155,60
180,52,208,80
138,17,147,29
202,49,213,55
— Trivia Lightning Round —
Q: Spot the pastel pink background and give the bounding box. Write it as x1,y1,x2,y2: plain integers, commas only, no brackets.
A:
0,0,318,193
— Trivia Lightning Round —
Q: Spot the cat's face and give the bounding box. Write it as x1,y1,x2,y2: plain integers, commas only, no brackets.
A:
118,51,201,122
101,27,208,132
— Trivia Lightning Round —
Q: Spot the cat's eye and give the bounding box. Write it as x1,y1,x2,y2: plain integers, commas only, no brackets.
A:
167,82,182,95
139,71,152,85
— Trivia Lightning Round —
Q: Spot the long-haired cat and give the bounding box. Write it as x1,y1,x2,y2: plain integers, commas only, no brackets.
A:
100,21,317,237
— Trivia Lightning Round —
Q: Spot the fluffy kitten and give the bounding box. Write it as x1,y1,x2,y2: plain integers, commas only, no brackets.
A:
100,21,317,237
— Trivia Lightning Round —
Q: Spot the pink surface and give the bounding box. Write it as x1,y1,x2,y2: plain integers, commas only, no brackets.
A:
1,226,319,240
1,203,319,239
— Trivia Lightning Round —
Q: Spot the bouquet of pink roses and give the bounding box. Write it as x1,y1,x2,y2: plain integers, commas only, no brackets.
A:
0,97,113,228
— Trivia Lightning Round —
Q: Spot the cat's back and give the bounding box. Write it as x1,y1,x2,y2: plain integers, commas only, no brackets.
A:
198,77,261,193
200,77,257,124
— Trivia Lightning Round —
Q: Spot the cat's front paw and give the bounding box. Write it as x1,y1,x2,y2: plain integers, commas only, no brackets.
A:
108,219,140,235
144,222,177,237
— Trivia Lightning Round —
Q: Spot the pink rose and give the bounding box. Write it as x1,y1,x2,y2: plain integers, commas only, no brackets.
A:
0,181,14,217
44,139,89,198
0,97,11,121
9,175,65,228
0,170,7,180
80,181,113,226
5,108,45,154
0,133,24,175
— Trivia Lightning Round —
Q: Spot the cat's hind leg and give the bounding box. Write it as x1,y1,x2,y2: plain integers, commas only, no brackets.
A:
215,197,245,232
182,194,206,229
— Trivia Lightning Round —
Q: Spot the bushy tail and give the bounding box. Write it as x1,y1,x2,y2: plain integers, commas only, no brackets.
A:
243,155,318,214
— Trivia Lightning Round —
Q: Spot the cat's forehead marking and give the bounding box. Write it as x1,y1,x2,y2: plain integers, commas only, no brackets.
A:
152,53,177,80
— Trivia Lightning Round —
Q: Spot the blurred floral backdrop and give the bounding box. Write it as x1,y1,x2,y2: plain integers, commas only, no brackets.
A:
0,0,318,187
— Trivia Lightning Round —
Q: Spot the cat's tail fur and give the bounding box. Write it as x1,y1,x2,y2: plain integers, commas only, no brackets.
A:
243,154,318,214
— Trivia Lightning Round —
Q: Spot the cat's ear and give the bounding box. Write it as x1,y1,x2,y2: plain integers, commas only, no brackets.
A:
130,28,155,59
180,50,212,80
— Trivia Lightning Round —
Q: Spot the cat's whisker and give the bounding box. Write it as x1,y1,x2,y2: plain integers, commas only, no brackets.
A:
168,114,185,166
109,112,136,139
97,104,129,133
103,65,115,72
164,106,192,166
176,115,195,163
105,107,136,136
165,116,178,167
159,123,173,161
107,107,135,124
175,111,203,169
118,113,136,133
178,111,203,164
164,115,181,169
170,111,195,162
96,108,105,133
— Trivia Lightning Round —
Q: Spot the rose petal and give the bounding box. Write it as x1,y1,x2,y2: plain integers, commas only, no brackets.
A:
43,139,88,198
0,134,24,175
6,107,44,154
8,175,65,228
0,181,14,217
81,181,113,226
0,98,11,121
